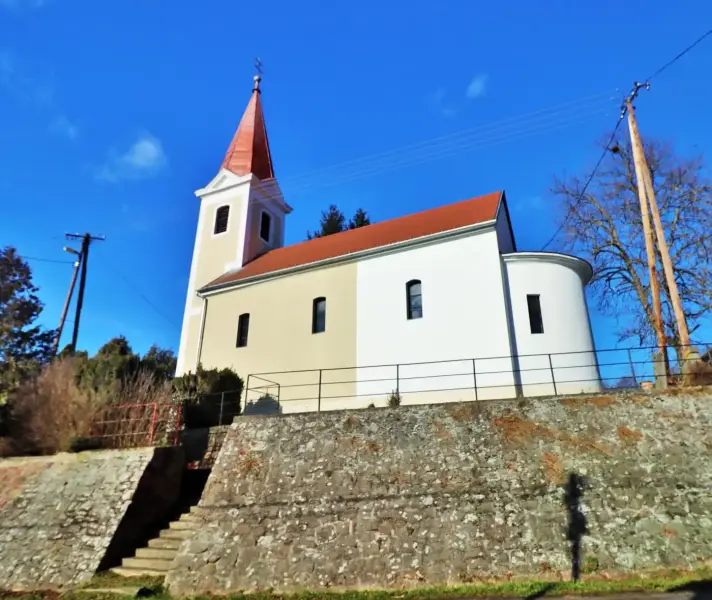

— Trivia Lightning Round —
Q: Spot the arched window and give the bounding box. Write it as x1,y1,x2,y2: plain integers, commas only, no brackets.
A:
214,205,229,234
236,313,250,347
312,297,326,334
260,211,272,242
406,280,422,320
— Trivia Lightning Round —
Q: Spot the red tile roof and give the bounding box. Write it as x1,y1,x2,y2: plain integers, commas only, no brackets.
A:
204,191,503,290
220,85,274,181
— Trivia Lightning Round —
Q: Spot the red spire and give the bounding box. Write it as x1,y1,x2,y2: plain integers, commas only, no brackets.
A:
220,75,275,180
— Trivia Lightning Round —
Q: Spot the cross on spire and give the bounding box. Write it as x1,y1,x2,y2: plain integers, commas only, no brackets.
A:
253,57,263,91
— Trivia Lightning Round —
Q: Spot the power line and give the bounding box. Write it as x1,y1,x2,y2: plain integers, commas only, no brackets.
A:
105,262,181,332
540,26,712,251
539,115,625,251
21,255,75,265
646,27,712,81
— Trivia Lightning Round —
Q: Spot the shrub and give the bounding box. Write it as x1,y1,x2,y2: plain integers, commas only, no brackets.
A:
387,389,402,407
4,358,99,455
173,365,243,427
682,358,712,386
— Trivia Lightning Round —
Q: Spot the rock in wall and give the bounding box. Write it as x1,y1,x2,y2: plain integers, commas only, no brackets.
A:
0,447,183,590
166,389,712,595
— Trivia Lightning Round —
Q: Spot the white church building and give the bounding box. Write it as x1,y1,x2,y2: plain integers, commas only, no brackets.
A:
176,75,601,413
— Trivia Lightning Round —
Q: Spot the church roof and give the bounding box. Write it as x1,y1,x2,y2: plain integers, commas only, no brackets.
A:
203,191,504,291
220,76,275,180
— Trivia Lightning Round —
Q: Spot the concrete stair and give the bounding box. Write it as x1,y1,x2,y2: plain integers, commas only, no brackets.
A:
110,512,201,578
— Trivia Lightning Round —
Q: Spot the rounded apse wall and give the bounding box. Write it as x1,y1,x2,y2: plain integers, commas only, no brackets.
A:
502,252,601,397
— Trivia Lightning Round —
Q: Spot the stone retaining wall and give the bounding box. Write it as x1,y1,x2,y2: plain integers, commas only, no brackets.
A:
167,389,712,595
0,447,183,590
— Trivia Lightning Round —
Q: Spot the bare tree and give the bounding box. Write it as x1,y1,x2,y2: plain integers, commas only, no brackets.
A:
551,136,712,349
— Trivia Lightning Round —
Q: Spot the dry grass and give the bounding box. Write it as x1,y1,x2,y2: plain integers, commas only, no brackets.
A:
3,360,175,456
617,425,643,444
561,395,616,408
542,452,564,484
492,413,612,456
6,359,98,455
445,403,484,421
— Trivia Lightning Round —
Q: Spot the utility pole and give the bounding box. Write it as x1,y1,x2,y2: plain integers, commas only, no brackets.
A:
51,247,81,356
65,232,105,352
625,83,693,359
624,86,667,373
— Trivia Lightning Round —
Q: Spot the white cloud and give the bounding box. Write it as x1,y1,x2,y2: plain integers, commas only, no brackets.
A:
466,74,488,99
429,88,457,118
49,115,78,140
97,133,167,182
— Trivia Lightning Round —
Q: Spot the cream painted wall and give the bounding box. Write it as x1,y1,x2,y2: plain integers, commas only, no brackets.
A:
199,262,358,414
502,253,600,396
176,173,253,375
355,229,518,406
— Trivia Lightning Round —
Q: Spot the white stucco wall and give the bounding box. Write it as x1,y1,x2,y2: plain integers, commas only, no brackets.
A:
355,229,518,407
502,252,600,396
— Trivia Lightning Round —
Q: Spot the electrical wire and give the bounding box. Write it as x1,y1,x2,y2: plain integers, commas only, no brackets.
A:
645,27,712,81
539,115,625,251
540,26,712,251
104,263,182,332
20,255,76,265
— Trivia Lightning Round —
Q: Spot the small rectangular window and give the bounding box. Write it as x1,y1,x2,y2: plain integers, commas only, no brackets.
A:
527,295,544,334
214,205,229,234
312,297,326,334
260,211,271,242
236,313,250,347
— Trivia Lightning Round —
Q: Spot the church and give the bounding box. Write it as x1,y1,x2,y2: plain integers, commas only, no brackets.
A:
176,75,601,413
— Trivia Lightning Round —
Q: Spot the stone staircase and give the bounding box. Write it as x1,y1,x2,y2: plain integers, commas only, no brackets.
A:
111,508,201,578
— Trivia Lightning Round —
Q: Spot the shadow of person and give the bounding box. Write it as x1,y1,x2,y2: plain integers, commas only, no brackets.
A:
564,472,589,582
669,580,712,600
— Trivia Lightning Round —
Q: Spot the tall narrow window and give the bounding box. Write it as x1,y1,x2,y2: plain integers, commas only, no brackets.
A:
527,295,544,334
312,297,326,334
214,205,229,234
236,313,250,347
406,280,422,320
260,211,272,242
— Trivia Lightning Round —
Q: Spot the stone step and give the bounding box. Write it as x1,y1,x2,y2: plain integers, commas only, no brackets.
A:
169,519,199,531
136,547,178,561
148,537,183,550
122,557,174,572
159,528,193,540
189,505,208,515
179,512,201,522
110,566,167,578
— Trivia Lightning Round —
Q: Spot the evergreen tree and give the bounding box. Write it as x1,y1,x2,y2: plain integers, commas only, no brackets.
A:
0,247,55,402
306,205,371,240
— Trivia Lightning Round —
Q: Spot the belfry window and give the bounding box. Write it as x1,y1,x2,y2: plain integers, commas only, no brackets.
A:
214,206,229,234
406,280,422,320
260,211,272,242
527,295,544,334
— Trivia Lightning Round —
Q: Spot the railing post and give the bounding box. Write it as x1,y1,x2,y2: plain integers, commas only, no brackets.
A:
396,364,400,395
627,349,637,387
219,391,225,426
472,358,478,401
317,369,322,413
244,374,251,415
149,403,158,446
549,354,557,395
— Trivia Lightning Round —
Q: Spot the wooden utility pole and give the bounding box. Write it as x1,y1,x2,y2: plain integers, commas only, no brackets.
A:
626,100,693,358
65,232,105,352
624,94,667,366
51,251,81,356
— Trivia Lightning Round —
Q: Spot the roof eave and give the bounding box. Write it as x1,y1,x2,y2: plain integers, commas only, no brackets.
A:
198,218,498,296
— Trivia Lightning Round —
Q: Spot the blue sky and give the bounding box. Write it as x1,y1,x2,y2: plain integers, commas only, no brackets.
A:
1,0,711,371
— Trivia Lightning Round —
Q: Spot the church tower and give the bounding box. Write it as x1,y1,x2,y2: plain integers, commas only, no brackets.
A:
176,73,292,375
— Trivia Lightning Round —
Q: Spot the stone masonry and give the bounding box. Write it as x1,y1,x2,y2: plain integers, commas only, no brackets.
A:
0,447,183,590
167,389,712,595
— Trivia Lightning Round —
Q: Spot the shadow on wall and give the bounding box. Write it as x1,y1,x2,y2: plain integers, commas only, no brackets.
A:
565,472,588,582
243,395,282,416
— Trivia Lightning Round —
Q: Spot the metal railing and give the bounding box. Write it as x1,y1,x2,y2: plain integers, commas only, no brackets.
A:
243,343,711,413
89,402,183,449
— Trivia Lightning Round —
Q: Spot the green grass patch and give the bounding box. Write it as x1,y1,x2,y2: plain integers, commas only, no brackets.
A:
1,565,710,600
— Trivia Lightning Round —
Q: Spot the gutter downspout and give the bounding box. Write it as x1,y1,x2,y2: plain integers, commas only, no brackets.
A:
195,295,208,372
